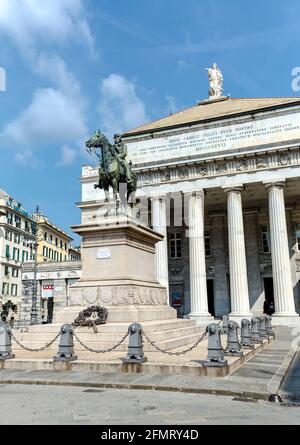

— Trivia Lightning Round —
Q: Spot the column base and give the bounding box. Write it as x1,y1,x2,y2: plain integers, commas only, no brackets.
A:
271,313,300,327
228,313,253,325
188,313,214,326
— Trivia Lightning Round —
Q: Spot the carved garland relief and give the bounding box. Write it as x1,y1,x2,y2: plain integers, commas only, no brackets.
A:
138,150,297,186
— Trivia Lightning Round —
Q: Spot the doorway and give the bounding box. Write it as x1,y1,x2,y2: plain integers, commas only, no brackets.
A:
47,297,54,324
264,277,274,304
207,279,215,317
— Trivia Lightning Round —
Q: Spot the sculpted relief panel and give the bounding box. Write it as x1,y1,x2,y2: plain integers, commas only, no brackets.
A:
69,286,168,307
137,149,298,187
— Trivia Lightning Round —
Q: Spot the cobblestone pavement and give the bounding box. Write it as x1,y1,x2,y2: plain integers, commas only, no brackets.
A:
0,384,299,425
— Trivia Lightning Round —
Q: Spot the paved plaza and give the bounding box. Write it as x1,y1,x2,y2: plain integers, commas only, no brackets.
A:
0,384,299,425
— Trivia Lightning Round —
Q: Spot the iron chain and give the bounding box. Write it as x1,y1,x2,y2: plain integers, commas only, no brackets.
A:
73,331,129,354
141,328,208,356
11,331,60,353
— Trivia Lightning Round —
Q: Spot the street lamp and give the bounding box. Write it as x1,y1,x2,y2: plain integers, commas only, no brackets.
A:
28,240,38,325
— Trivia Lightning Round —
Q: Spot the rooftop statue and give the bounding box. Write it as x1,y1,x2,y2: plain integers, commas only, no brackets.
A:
206,63,223,99
86,130,137,214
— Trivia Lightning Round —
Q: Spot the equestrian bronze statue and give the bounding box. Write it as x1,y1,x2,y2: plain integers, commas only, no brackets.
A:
86,130,137,213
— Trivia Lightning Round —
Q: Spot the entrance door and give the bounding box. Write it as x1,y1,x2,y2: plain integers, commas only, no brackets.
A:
264,277,274,304
207,279,215,317
47,297,54,324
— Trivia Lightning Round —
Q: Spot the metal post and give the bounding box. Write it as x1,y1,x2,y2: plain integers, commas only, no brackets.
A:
241,319,254,349
122,323,147,364
54,324,77,362
225,320,243,356
259,316,268,339
30,241,38,325
266,315,275,339
221,315,229,334
0,322,15,360
251,317,263,343
203,323,227,367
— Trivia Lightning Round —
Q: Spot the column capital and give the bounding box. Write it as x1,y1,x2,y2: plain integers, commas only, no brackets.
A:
149,192,168,202
264,181,286,191
222,185,244,195
183,189,205,199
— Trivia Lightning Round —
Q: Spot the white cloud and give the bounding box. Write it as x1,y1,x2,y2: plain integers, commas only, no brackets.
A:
2,87,87,146
0,55,88,165
15,149,39,167
56,145,77,167
98,74,149,138
0,0,97,59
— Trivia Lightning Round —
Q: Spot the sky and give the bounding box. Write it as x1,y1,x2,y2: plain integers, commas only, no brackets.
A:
0,0,300,242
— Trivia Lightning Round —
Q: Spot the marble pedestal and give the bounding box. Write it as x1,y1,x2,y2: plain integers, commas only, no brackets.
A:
56,215,176,324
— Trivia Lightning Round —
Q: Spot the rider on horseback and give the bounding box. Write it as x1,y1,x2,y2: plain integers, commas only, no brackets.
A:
113,134,134,186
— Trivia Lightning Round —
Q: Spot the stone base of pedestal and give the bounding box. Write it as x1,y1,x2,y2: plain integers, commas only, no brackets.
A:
228,314,253,325
188,313,214,326
271,315,300,327
55,304,177,324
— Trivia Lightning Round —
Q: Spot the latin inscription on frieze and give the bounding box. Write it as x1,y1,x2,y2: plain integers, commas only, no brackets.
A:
127,112,300,165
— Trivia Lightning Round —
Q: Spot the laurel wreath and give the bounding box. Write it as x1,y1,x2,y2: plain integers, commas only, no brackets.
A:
73,306,108,328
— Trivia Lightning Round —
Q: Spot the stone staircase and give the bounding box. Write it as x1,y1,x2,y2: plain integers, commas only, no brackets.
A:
12,318,206,353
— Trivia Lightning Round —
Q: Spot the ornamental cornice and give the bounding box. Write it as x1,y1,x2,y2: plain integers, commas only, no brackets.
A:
136,147,300,187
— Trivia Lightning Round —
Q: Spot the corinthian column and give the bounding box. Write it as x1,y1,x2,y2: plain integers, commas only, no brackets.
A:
224,186,252,320
186,191,212,324
264,182,298,323
151,194,169,298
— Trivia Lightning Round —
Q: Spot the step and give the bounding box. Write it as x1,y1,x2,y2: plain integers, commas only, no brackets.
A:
14,325,201,344
18,319,198,335
12,331,207,354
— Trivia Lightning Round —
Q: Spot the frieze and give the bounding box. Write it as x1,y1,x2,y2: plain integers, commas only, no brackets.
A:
70,286,168,306
236,159,248,172
137,148,299,187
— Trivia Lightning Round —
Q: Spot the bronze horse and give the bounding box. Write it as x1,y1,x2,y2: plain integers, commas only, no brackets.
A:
86,131,137,213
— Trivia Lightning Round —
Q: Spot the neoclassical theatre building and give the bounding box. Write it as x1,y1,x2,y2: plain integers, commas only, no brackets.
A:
81,92,300,326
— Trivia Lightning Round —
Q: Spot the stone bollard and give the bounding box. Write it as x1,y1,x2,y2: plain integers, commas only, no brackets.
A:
265,315,275,339
203,323,228,367
241,319,254,349
0,322,15,360
259,316,268,339
122,323,147,364
225,320,243,357
251,317,263,343
54,324,77,362
221,315,229,334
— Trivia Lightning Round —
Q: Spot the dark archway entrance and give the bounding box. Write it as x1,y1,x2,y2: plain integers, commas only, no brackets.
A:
207,279,215,317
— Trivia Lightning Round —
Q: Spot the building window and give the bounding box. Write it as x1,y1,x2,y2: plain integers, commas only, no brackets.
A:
14,233,20,244
169,233,182,259
6,245,10,259
205,232,211,257
2,283,9,295
4,266,9,276
7,213,13,225
60,240,63,249
11,284,17,296
13,248,19,261
296,224,300,251
261,226,271,253
12,268,18,278
5,229,10,241
15,215,21,228
44,232,47,241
